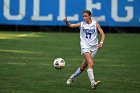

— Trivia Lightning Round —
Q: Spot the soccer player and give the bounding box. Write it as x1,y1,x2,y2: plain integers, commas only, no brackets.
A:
64,10,105,89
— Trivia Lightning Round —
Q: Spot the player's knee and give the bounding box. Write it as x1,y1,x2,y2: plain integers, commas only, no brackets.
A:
87,62,93,68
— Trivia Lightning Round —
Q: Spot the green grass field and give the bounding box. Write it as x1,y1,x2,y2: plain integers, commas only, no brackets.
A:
0,31,139,93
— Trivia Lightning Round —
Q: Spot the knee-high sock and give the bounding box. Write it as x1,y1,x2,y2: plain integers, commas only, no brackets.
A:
87,68,95,83
70,67,82,79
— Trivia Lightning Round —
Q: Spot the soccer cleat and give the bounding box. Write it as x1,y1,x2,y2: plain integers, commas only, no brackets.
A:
66,78,73,85
91,80,100,89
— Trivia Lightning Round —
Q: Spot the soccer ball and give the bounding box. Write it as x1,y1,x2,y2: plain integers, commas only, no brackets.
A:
53,58,65,69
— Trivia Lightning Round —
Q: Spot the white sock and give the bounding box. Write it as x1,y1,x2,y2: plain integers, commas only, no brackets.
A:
87,68,95,83
70,67,82,79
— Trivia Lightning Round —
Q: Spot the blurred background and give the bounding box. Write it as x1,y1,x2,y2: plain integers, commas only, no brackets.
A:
0,1,140,93
0,0,139,32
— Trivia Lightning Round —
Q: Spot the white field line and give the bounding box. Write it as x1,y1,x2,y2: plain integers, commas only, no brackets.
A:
7,62,51,66
0,33,40,39
0,49,38,54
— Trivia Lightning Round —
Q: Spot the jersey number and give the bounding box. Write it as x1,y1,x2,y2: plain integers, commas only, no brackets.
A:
84,29,95,39
86,32,92,39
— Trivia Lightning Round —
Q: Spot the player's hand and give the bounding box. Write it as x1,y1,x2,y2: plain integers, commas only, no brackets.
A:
98,43,103,48
63,17,68,22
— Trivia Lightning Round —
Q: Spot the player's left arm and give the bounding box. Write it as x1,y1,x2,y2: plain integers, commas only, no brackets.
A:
96,22,105,48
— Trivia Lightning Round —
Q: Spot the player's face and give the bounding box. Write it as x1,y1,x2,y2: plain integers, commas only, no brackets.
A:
82,13,91,23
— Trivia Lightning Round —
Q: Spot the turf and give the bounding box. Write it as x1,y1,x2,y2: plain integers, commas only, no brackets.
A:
0,31,139,93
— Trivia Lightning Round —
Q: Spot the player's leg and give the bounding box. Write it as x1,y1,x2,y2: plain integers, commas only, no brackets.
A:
80,58,88,71
84,52,95,82
66,59,87,84
84,52,100,89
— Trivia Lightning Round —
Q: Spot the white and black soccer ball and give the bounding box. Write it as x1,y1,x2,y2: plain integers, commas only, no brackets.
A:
53,58,65,69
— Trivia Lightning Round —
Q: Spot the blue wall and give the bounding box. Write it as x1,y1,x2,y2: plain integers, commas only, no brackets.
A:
0,0,139,27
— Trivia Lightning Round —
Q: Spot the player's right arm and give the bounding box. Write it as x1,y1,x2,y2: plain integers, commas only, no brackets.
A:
64,17,80,28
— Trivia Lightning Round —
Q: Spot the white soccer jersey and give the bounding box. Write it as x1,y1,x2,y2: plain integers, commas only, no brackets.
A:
80,20,98,51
